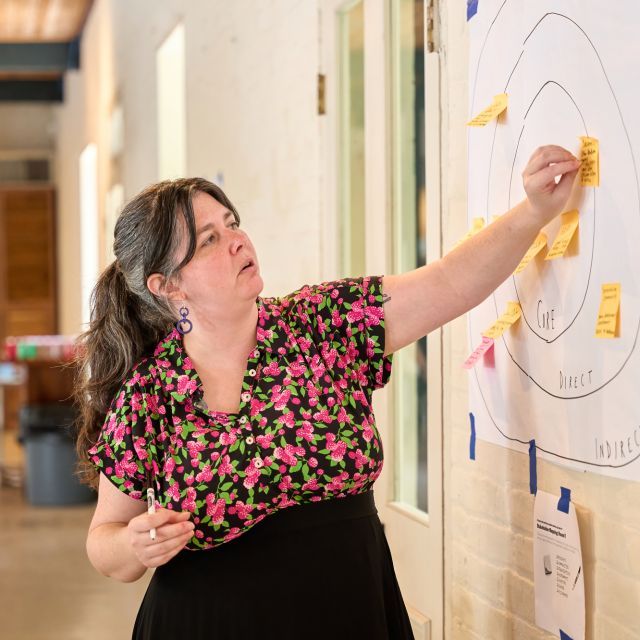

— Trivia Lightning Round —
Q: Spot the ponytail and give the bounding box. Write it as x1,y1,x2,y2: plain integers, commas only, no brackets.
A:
73,261,172,488
73,176,240,489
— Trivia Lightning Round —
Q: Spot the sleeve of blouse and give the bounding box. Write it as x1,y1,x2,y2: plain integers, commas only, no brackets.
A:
86,380,156,501
293,274,393,394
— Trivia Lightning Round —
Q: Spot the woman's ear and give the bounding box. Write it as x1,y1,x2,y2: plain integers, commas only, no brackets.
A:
146,273,184,301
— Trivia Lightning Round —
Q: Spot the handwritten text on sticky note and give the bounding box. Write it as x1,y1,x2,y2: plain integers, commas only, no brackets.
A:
580,137,599,187
467,94,508,127
463,337,495,369
595,283,620,338
545,210,579,260
515,233,548,274
483,301,522,340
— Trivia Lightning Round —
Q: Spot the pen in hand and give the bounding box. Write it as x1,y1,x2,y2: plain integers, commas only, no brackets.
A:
146,472,156,541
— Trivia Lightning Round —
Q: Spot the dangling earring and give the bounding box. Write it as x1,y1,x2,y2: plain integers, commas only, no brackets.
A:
175,306,193,334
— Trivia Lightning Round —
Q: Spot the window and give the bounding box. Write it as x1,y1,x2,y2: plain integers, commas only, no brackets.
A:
157,22,187,180
390,0,428,512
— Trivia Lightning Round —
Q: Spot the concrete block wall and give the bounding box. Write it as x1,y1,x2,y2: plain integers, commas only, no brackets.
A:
439,2,640,638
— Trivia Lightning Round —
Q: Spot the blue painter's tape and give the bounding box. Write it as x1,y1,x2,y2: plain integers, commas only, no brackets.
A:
469,412,476,460
467,0,479,21
558,486,571,514
529,440,537,495
560,629,573,640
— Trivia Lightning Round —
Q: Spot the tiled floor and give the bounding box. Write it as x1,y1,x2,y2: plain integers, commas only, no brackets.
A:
1,431,151,639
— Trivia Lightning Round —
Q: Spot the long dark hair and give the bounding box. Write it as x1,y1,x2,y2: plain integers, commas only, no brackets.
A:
74,177,240,488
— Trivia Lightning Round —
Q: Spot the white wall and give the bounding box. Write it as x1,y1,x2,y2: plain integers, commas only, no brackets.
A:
0,104,55,150
55,0,320,335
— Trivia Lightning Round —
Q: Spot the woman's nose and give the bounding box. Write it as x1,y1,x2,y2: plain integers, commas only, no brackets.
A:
230,232,244,253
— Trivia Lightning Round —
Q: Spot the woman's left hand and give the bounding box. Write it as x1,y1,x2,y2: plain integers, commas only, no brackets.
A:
522,145,581,226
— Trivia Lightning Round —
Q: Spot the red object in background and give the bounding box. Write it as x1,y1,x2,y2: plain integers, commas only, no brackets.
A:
3,335,79,363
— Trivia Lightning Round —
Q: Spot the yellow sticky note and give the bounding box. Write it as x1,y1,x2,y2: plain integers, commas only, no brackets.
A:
482,301,522,339
515,233,548,274
545,210,580,260
580,136,599,187
453,217,486,249
595,283,621,338
467,93,508,127
471,218,485,233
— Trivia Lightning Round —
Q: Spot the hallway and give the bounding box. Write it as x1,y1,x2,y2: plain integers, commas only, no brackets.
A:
1,431,148,639
0,490,149,638
2,1,640,638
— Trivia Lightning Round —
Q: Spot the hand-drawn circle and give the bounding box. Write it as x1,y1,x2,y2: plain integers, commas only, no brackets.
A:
508,82,593,342
475,12,640,399
468,8,640,468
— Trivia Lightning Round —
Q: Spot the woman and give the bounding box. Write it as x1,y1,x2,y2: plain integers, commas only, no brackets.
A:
77,145,580,639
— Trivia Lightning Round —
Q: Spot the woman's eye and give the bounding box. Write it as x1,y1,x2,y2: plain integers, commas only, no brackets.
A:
203,234,215,246
230,222,239,229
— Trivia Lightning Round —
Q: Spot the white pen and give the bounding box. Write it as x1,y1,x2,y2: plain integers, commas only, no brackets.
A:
147,484,156,540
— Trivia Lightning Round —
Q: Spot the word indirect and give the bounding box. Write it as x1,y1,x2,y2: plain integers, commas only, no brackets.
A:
595,426,640,462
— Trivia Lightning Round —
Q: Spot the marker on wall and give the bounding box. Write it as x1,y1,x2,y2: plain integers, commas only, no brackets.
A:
467,93,508,127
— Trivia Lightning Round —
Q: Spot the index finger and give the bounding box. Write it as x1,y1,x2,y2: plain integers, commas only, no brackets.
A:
524,145,578,176
130,508,192,532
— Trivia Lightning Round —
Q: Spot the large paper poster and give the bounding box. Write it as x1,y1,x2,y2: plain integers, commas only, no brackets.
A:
467,0,640,480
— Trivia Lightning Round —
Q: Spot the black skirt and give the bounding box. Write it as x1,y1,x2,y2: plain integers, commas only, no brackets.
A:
132,491,415,639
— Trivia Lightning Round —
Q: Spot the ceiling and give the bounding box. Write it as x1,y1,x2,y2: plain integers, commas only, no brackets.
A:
0,0,94,101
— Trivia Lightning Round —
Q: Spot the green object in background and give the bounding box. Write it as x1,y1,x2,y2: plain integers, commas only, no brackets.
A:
16,343,37,360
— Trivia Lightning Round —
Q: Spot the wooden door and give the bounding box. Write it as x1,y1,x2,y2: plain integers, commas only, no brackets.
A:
0,186,57,431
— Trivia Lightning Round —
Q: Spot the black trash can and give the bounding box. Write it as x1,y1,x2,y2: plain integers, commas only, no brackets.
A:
18,404,95,506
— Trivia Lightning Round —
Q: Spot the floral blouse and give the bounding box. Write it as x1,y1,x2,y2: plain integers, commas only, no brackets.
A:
88,275,393,550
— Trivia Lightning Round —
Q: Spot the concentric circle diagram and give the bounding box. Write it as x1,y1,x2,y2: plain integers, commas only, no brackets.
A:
467,2,640,477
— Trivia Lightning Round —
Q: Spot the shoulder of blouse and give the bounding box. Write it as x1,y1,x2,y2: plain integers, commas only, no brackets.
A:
281,277,366,306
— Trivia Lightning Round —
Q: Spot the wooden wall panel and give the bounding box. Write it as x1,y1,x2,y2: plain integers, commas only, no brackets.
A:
0,0,93,43
0,186,57,431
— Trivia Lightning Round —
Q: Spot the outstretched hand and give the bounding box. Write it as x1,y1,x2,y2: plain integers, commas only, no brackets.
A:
522,145,581,226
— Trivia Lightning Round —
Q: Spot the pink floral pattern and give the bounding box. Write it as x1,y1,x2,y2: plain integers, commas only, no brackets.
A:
88,275,393,550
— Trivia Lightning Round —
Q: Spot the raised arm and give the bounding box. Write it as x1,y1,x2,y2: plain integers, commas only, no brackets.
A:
382,145,581,357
